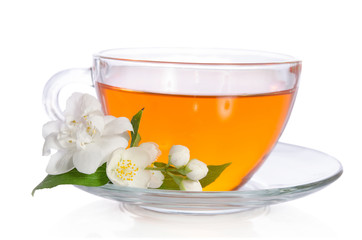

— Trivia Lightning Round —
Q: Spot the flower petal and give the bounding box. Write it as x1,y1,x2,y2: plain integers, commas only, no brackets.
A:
42,120,61,138
107,148,126,170
80,94,103,116
123,147,152,168
43,133,62,156
106,148,125,183
180,179,202,191
103,117,133,136
120,132,130,143
73,143,103,174
46,150,74,175
107,148,152,188
88,114,105,134
128,169,152,188
97,134,130,164
104,115,116,125
64,93,103,121
139,142,161,162
63,93,83,119
148,170,164,188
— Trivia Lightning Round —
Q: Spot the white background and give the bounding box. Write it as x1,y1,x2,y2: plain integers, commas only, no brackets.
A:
1,0,361,239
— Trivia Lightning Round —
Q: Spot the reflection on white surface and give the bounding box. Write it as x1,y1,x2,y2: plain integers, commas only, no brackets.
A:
47,199,336,239
118,203,263,238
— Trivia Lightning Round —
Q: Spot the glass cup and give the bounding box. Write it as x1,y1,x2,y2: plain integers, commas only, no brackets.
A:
43,48,301,191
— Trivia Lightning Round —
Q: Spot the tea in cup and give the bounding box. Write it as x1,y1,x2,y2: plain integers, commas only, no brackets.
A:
44,48,301,191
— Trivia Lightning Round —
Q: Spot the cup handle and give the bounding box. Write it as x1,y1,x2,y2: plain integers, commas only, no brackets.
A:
42,68,93,120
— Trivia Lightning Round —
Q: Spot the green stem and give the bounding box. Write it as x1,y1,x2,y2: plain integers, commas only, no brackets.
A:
145,167,166,171
167,169,181,174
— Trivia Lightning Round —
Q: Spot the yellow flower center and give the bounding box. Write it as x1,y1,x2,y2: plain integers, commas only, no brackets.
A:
115,159,139,182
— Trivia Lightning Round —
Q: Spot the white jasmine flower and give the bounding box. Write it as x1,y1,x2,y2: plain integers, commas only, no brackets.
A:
148,170,165,189
42,93,133,175
180,179,202,191
139,142,161,162
106,147,153,188
169,145,190,168
185,159,209,181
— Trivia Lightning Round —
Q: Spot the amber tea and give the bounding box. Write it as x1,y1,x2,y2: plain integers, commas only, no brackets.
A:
97,82,296,191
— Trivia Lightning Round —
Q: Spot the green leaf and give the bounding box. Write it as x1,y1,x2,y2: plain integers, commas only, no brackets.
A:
167,172,184,186
32,163,109,196
130,108,144,147
199,162,232,188
153,162,167,168
158,172,181,190
132,133,141,147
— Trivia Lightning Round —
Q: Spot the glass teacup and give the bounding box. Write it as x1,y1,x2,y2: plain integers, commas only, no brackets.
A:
44,48,301,191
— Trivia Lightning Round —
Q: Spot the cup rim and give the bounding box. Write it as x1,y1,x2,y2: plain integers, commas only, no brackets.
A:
93,48,301,66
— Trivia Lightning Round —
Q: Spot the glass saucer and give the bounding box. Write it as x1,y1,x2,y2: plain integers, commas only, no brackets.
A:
77,142,343,215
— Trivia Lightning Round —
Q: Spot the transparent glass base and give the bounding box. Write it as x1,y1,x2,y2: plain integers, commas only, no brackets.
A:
77,142,343,215
121,203,266,216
